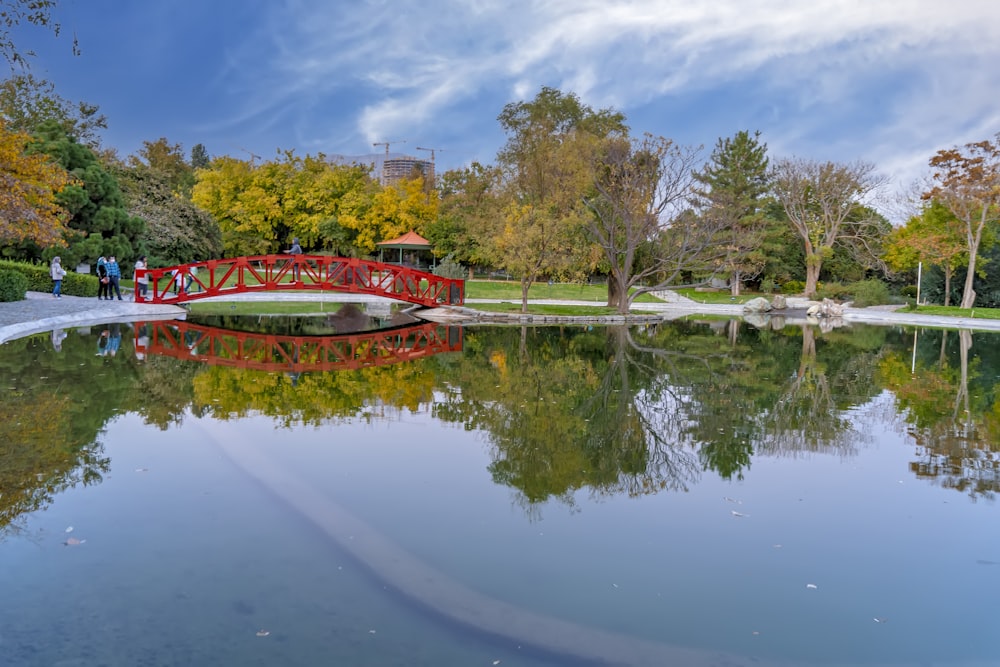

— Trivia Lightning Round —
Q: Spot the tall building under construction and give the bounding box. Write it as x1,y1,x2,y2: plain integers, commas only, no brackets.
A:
380,156,434,185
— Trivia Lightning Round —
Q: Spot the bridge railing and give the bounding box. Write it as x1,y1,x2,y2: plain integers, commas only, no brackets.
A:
135,255,464,307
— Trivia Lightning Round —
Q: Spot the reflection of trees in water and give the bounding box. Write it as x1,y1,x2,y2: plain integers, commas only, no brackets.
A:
438,321,889,515
0,332,115,539
759,325,881,459
880,328,1000,500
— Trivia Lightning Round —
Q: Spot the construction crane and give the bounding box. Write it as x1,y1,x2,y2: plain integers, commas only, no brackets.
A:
373,140,406,157
415,146,444,164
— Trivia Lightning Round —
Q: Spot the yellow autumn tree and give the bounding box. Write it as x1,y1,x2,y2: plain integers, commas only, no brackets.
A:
193,151,378,256
0,119,72,246
344,176,439,252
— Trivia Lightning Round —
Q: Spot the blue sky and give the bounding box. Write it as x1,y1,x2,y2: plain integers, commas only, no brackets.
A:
13,0,1000,213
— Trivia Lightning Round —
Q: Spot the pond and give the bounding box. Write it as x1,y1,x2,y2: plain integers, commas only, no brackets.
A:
1,315,998,666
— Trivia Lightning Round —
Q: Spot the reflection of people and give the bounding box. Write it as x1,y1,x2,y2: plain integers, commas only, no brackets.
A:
98,328,110,356
51,328,67,351
96,256,110,300
135,323,150,362
134,255,148,299
106,255,123,300
288,237,303,281
50,256,67,298
107,323,121,357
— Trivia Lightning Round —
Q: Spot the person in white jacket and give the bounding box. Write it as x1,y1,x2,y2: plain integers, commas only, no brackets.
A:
50,256,67,298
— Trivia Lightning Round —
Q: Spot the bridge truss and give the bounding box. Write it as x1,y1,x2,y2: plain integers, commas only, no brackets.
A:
137,255,464,308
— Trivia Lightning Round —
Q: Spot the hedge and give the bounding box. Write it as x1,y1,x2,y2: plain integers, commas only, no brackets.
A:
0,259,99,298
0,268,29,302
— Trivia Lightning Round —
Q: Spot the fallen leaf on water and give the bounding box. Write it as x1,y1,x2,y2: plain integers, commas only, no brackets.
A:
723,497,742,504
493,661,501,665
731,511,749,518
873,617,887,624
65,526,73,533
135,468,149,473
64,537,85,546
806,583,817,589
255,630,270,637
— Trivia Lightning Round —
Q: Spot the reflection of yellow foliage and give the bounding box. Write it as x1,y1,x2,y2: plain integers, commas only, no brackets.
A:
0,391,77,526
489,349,507,375
191,359,438,426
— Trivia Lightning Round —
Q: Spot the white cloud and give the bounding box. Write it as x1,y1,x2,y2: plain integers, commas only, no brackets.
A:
191,0,1000,194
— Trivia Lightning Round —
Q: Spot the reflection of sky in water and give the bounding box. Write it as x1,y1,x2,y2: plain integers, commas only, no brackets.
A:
0,324,998,666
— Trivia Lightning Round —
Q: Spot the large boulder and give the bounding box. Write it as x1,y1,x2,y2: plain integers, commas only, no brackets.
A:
806,298,846,318
771,294,787,310
743,297,772,313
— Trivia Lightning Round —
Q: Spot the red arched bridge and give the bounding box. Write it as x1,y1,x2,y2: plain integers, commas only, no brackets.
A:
135,320,463,372
136,255,464,307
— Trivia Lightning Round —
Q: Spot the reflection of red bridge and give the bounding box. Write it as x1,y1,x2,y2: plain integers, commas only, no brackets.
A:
137,256,464,307
135,321,463,372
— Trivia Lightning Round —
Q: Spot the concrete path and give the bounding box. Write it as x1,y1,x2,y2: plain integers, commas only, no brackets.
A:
3,290,1000,345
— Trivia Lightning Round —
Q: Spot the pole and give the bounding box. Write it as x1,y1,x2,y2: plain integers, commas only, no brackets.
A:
916,261,922,306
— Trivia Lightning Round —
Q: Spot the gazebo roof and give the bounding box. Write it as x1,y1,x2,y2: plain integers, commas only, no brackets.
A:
376,230,432,249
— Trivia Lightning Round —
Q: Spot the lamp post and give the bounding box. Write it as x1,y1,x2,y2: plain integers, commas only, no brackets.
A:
916,261,922,306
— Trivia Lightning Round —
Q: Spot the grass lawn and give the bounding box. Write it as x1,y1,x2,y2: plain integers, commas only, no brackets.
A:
466,280,662,303
904,304,1000,320
469,302,663,316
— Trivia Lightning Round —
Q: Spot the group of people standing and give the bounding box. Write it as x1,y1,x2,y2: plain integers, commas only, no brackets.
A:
95,255,124,300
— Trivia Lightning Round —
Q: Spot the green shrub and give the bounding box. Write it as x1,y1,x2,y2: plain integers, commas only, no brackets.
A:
901,285,918,298
815,282,852,300
0,259,99,297
849,279,892,307
759,276,775,294
432,255,466,279
0,269,29,302
781,279,805,295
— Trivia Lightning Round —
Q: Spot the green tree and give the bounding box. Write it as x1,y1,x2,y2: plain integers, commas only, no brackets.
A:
693,130,770,296
924,134,1000,309
0,73,105,146
771,158,887,297
584,133,720,313
129,137,195,197
115,163,223,266
426,162,502,277
190,143,209,169
494,87,626,312
884,200,967,306
24,120,144,269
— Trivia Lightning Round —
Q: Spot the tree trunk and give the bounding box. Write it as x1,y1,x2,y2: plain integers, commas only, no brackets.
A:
730,270,741,297
520,278,530,313
607,273,621,309
804,261,821,297
943,266,952,307
960,253,977,309
607,272,630,314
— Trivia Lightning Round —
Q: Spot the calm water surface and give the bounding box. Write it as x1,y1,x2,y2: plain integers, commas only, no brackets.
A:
1,317,997,666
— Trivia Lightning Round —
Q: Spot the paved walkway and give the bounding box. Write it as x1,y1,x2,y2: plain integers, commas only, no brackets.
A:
2,290,999,345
